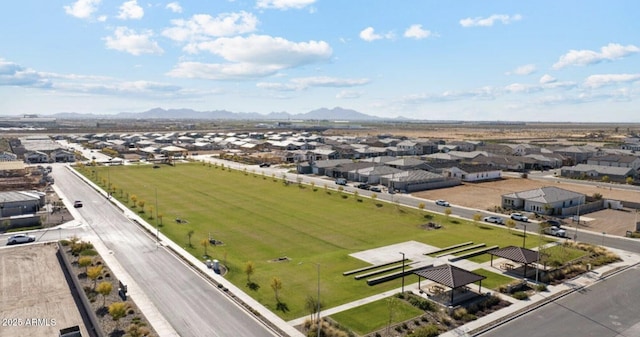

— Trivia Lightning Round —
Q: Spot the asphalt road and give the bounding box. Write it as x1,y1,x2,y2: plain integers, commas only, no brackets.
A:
49,165,277,337
478,265,640,337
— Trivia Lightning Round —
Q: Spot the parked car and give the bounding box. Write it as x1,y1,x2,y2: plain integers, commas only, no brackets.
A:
259,163,270,167
435,199,450,207
356,183,370,190
6,234,36,245
335,178,347,186
483,216,504,224
74,200,83,208
510,213,528,222
544,226,567,237
370,186,382,193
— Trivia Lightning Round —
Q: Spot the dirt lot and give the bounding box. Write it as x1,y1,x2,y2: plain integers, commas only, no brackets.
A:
413,176,640,237
0,243,90,337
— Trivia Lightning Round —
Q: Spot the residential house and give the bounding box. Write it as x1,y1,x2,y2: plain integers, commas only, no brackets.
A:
384,170,460,193
560,164,637,183
502,186,585,216
442,164,502,182
52,150,75,163
24,151,50,163
385,157,431,171
587,155,640,170
0,152,18,161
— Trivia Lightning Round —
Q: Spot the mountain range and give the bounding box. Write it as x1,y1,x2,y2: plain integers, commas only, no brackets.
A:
52,107,409,121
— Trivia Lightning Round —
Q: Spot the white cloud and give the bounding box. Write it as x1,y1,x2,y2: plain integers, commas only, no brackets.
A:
359,27,381,41
167,62,283,80
506,64,536,76
0,59,50,87
117,0,144,20
162,12,258,42
167,35,332,80
336,90,363,99
539,74,556,84
583,73,640,88
166,2,182,13
64,0,101,19
256,0,316,10
359,27,394,42
185,34,331,67
553,43,640,69
403,24,434,40
459,14,522,27
504,83,542,94
257,77,368,91
104,27,163,55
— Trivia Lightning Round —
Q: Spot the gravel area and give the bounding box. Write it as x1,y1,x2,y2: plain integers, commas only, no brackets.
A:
61,240,157,337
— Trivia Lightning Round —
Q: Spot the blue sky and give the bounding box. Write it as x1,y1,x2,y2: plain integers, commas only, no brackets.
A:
1,1,639,122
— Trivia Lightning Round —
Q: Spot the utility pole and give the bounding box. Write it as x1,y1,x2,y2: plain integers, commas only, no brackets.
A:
399,252,405,293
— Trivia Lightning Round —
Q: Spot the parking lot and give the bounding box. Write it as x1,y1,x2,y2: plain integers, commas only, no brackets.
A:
413,176,639,237
0,243,89,337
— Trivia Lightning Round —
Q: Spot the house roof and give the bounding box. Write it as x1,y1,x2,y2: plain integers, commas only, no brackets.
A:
488,246,539,264
563,164,635,176
386,157,427,167
502,186,584,204
388,170,444,182
413,264,485,288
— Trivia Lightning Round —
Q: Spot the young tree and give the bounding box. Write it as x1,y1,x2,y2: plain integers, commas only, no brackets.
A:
310,181,316,191
270,276,283,302
96,281,113,307
418,202,426,211
87,265,103,290
187,230,194,248
305,295,320,322
78,256,93,274
108,302,128,329
201,238,209,258
473,213,482,227
244,261,255,284
137,200,146,213
130,195,138,208
353,190,359,200
444,208,452,218
147,205,154,219
505,219,516,233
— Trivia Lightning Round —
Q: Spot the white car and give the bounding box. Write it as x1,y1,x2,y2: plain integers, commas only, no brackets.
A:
483,216,504,224
6,234,36,245
544,226,567,237
510,213,528,222
435,200,450,207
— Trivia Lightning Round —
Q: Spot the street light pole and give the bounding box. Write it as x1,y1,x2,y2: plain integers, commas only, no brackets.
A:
601,232,606,246
316,263,321,337
155,186,159,245
399,252,405,293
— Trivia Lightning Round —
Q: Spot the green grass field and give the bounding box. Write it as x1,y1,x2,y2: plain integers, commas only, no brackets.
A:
471,268,518,290
79,162,553,321
330,298,424,335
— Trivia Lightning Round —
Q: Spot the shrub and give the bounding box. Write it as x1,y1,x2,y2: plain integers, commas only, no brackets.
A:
512,291,529,300
452,308,467,320
407,324,440,337
535,284,548,292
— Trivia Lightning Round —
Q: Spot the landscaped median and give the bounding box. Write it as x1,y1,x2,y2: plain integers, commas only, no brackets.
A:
73,161,621,336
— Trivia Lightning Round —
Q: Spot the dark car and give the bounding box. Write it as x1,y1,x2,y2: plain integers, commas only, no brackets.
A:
370,186,382,193
259,163,271,167
356,183,370,190
545,219,563,227
74,200,83,208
